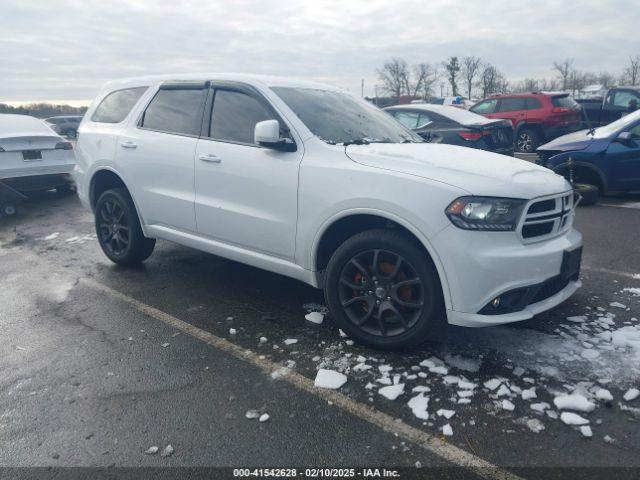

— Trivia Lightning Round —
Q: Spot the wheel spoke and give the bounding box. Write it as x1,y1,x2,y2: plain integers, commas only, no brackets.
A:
386,256,403,280
340,277,364,290
392,277,421,289
342,295,369,307
382,302,409,330
371,249,381,277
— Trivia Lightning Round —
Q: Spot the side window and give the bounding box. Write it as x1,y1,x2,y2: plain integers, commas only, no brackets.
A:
92,87,148,123
613,91,640,109
393,111,421,129
140,87,207,136
210,89,274,144
526,98,542,110
471,99,497,114
497,98,527,112
417,113,433,128
628,123,640,139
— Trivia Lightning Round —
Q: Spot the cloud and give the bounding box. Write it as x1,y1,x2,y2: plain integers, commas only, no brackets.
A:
0,0,637,103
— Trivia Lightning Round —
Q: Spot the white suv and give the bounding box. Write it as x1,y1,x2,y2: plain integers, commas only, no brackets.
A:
74,74,582,349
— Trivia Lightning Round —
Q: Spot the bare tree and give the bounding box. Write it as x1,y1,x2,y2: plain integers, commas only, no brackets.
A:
461,56,482,99
443,57,461,96
478,63,506,98
411,63,438,99
597,71,616,89
623,56,639,85
552,59,574,91
377,57,411,98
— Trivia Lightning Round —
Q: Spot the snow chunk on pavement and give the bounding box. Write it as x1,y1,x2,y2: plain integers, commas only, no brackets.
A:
623,388,640,402
442,424,453,436
610,302,627,309
522,388,537,400
566,315,587,323
581,349,600,360
560,412,589,425
554,394,596,412
580,426,593,438
502,400,515,411
419,357,448,375
305,311,324,325
314,369,347,389
496,384,511,397
145,446,159,454
229,328,237,335
43,232,60,241
623,288,640,296
484,378,503,391
283,338,298,345
245,409,260,419
379,383,405,400
436,409,455,419
408,393,430,420
259,413,270,422
595,389,613,402
352,363,372,372
530,402,550,413
526,418,545,433
161,445,174,457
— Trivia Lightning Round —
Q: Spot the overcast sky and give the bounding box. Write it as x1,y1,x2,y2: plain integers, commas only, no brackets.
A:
1,0,638,105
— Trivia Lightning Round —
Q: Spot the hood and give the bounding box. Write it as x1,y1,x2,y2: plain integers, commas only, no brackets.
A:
537,129,595,152
345,143,570,199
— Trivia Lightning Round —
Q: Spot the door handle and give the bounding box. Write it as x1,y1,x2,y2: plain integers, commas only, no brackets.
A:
198,154,222,163
120,141,137,149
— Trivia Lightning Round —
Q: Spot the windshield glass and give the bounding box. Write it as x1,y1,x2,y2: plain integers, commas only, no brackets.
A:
272,87,422,145
592,110,640,138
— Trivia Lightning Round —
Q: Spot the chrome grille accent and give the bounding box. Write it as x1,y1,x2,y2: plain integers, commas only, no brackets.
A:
519,192,575,242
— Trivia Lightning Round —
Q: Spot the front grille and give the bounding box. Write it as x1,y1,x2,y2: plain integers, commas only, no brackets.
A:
520,192,574,242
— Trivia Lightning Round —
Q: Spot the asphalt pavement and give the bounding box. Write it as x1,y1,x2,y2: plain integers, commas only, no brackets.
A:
1,190,639,479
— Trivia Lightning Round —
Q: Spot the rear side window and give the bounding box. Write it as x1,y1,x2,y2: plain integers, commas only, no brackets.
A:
209,90,274,144
497,98,527,112
393,111,421,129
92,87,148,123
526,98,542,110
140,87,207,136
552,95,579,109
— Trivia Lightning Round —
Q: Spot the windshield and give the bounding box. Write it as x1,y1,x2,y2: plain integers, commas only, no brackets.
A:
272,87,422,145
592,110,640,138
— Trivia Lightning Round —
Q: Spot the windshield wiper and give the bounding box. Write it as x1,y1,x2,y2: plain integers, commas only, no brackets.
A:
342,138,371,146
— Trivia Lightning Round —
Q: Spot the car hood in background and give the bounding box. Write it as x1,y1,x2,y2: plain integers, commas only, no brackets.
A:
537,129,597,152
346,143,569,199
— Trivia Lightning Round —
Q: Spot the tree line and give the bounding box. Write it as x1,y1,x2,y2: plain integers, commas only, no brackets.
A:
377,55,640,101
0,103,88,118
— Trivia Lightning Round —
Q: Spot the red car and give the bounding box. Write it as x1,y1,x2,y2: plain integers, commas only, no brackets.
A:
470,92,582,153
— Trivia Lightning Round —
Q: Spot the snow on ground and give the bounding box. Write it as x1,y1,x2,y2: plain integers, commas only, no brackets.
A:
314,369,347,389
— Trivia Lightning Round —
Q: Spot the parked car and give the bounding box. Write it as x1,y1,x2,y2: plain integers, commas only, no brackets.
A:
537,109,640,203
0,114,75,196
470,92,582,153
74,74,582,349
384,104,514,156
430,96,474,109
44,115,83,139
576,86,640,128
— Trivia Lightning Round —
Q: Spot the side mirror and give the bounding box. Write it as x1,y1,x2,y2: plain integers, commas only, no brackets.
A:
254,120,296,151
617,131,631,141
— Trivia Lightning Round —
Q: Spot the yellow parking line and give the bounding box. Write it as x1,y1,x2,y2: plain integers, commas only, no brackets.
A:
86,278,522,480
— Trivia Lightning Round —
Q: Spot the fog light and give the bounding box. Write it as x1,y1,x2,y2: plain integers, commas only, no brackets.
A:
491,297,501,308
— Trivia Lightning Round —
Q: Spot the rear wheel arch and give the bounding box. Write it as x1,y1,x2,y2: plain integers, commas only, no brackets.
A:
553,161,607,193
89,169,148,231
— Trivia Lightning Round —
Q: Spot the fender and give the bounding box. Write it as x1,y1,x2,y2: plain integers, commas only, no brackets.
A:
89,167,152,238
547,152,608,193
309,207,453,311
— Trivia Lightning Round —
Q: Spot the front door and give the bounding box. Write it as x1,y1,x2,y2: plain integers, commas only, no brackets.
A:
194,84,303,259
608,122,640,191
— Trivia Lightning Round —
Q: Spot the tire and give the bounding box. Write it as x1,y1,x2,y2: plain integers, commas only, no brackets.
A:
574,183,599,206
324,229,444,350
516,128,541,153
95,188,156,265
66,129,77,139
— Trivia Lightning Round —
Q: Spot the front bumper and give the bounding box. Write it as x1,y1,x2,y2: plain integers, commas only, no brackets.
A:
430,225,583,327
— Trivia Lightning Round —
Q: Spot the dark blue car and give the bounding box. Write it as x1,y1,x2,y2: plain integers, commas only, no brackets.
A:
537,110,640,197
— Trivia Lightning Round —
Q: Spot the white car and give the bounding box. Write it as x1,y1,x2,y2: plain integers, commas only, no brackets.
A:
0,114,76,195
74,74,582,349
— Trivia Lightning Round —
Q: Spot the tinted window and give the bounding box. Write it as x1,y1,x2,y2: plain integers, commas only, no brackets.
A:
92,87,148,123
272,87,421,145
210,90,274,144
140,88,206,136
497,98,527,112
552,96,578,109
526,98,543,110
613,91,640,108
471,99,497,114
628,123,640,138
393,111,421,129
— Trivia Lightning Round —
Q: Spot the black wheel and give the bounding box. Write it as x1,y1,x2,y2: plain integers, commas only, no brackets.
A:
516,128,540,153
95,188,155,265
574,183,599,206
324,229,444,349
66,129,77,139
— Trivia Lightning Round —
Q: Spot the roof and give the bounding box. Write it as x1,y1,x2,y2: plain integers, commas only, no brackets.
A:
486,91,569,98
384,104,496,125
100,73,340,93
0,114,57,138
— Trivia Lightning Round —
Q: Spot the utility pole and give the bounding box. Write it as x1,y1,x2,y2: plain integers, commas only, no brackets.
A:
374,85,379,106
361,79,364,98
440,83,444,97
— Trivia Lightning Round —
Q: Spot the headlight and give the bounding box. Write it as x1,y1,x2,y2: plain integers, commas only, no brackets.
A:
445,196,526,231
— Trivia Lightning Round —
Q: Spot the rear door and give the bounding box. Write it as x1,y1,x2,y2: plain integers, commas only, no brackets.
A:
193,83,303,259
116,82,208,232
493,97,528,129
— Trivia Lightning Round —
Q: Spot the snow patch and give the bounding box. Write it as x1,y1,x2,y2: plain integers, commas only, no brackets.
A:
314,369,347,389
